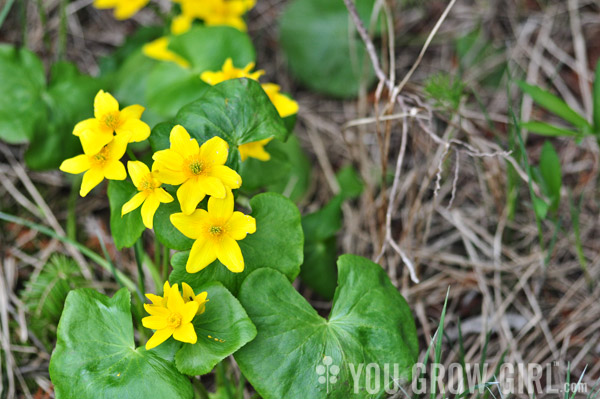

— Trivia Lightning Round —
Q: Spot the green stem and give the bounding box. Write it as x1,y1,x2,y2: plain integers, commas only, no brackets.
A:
66,176,80,242
0,211,136,291
57,0,68,60
134,239,146,295
0,0,16,30
217,361,235,399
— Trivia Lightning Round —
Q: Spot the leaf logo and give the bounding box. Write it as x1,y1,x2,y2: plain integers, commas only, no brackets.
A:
316,355,340,393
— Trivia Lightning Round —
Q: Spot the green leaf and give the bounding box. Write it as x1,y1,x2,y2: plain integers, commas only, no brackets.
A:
594,59,600,132
169,193,304,295
49,288,193,399
517,81,590,129
538,141,561,213
168,26,255,73
107,180,146,250
174,282,256,375
0,45,46,143
533,196,549,221
521,121,581,137
25,62,103,170
239,141,292,192
266,135,312,202
149,79,288,152
234,255,419,398
153,188,195,251
279,0,376,98
336,165,364,199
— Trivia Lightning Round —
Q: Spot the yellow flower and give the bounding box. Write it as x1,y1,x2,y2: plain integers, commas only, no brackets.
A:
142,283,199,350
238,138,272,162
146,281,208,315
60,134,128,197
261,83,299,118
93,0,149,20
142,37,190,68
121,161,174,229
152,125,242,215
73,90,150,155
182,282,209,315
200,58,264,86
173,0,255,33
170,191,256,273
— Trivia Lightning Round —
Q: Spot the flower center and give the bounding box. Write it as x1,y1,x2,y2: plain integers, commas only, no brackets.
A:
91,146,110,167
189,161,203,175
102,111,121,130
167,312,182,328
184,155,209,178
209,225,223,236
140,175,156,191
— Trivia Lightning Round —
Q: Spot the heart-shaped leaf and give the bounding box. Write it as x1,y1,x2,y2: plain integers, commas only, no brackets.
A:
169,193,303,295
149,79,288,151
107,180,146,250
174,282,256,376
49,288,193,399
234,254,419,398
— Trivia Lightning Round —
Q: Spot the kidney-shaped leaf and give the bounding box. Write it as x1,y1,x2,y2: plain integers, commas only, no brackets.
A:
169,192,303,296
174,281,256,376
49,288,193,399
234,254,419,398
107,180,146,250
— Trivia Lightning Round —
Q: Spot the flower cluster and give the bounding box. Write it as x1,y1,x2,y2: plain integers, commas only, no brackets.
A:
201,58,299,161
60,90,150,196
143,282,209,349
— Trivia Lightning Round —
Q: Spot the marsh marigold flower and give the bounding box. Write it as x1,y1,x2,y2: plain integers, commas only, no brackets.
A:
73,90,150,155
170,191,256,273
93,0,149,20
172,0,255,33
201,60,299,162
142,283,200,350
146,281,208,316
152,125,241,215
60,134,129,197
121,161,174,229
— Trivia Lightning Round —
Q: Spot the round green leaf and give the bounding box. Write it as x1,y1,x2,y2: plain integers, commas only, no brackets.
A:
107,180,146,250
169,192,304,295
49,288,193,399
279,0,376,98
153,189,195,251
234,255,419,398
168,26,256,73
174,282,256,375
265,135,312,202
239,141,292,192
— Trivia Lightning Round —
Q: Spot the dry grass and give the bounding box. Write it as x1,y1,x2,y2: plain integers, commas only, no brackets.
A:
1,0,599,397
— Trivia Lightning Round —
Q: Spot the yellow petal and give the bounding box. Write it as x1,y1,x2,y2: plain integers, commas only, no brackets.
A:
238,139,272,162
154,187,174,203
80,129,114,156
153,149,185,173
73,118,101,137
207,190,234,220
153,168,187,186
226,211,256,240
177,179,207,215
121,191,147,216
187,238,218,273
211,165,241,189
117,118,150,142
170,209,208,240
93,0,118,9
200,136,229,165
120,104,145,120
103,160,127,180
144,303,169,316
143,37,190,68
94,90,119,120
60,154,90,175
200,70,224,86
262,83,298,118
107,134,129,160
114,0,148,19
80,169,104,197
142,315,167,330
145,293,165,306
181,301,199,324
145,327,174,350
171,125,199,159
171,14,193,35
167,284,185,311
141,194,160,229
216,237,244,273
197,175,226,199
127,161,150,187
181,282,195,302
173,322,197,344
